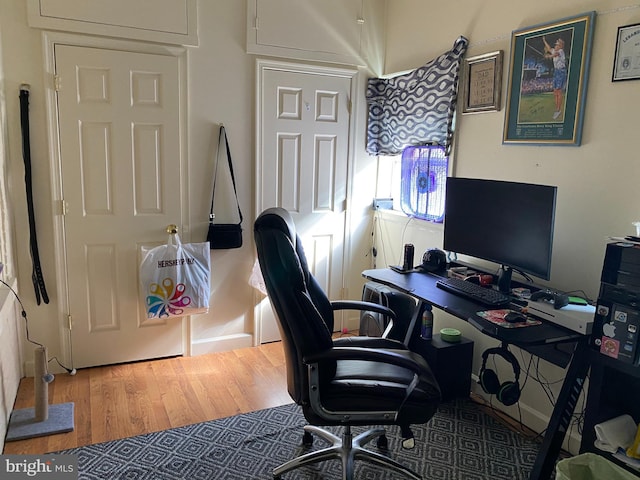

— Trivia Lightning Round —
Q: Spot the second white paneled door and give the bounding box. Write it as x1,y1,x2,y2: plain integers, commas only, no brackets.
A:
256,60,356,343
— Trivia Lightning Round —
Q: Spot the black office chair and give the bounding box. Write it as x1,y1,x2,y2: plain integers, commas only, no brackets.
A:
254,207,441,480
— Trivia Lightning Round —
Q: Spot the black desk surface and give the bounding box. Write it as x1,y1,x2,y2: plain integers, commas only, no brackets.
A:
362,268,582,350
363,268,592,480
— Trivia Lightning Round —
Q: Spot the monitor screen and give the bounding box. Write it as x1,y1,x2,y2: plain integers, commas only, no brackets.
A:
443,177,557,288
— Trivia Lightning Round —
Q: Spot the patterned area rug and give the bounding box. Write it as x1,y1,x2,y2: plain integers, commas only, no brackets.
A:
60,399,540,479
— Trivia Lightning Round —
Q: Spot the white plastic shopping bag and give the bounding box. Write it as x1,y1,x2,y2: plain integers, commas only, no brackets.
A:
140,234,210,318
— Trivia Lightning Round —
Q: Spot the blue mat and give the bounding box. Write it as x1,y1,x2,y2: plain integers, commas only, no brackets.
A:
6,402,74,441
57,399,541,479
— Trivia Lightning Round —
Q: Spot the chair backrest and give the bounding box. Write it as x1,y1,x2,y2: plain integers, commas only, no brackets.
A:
254,207,335,404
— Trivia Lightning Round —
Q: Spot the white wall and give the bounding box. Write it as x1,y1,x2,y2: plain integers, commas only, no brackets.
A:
2,0,633,451
1,0,65,374
0,0,383,370
185,1,259,350
379,0,640,452
0,12,14,282
0,285,23,453
0,18,23,453
383,0,639,297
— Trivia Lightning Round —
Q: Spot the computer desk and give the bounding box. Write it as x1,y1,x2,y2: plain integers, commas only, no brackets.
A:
362,268,591,480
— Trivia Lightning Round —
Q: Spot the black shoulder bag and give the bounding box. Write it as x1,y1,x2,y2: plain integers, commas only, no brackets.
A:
207,125,243,249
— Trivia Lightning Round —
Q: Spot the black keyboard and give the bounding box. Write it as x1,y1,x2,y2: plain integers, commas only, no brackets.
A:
436,277,512,307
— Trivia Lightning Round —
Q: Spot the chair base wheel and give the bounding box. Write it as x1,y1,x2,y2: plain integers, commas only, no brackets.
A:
273,425,421,480
302,430,313,447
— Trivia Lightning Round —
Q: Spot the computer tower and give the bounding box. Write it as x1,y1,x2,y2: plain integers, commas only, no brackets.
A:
592,242,640,365
360,282,416,341
414,334,474,401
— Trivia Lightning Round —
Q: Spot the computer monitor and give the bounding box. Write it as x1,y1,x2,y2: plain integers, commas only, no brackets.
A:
443,177,557,293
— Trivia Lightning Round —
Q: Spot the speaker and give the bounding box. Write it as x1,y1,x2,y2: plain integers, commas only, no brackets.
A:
479,347,521,406
360,282,416,341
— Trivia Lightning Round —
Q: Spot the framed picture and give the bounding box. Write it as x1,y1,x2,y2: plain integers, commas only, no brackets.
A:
461,51,503,114
502,11,596,146
612,23,640,82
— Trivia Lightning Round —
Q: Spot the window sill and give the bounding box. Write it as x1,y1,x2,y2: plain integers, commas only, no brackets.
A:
373,207,444,230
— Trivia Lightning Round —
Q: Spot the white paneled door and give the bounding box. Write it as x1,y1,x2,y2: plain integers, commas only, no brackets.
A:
256,61,356,343
55,45,184,367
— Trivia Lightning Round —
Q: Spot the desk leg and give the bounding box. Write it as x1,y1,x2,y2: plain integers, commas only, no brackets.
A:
405,300,426,348
529,337,591,480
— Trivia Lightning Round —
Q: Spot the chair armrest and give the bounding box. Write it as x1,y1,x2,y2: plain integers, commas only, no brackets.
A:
330,300,397,321
331,300,400,341
332,336,405,349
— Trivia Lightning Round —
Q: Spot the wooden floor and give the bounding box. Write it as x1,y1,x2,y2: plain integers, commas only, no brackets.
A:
3,342,289,455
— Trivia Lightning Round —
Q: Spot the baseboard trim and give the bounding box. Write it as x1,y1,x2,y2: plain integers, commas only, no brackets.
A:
190,333,253,356
471,384,582,455
518,400,583,455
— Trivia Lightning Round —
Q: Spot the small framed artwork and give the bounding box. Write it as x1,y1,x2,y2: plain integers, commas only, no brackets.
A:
612,23,640,82
461,51,503,114
502,11,596,146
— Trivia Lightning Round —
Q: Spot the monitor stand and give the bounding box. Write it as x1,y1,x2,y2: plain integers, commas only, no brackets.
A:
497,265,513,294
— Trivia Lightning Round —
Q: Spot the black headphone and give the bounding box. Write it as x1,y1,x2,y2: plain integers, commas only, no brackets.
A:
479,347,521,406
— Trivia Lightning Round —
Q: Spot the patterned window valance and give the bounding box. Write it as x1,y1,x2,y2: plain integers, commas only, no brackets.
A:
366,36,468,156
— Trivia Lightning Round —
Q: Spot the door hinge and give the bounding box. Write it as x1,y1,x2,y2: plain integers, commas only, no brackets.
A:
54,74,62,92
254,16,259,29
59,199,69,216
67,315,73,330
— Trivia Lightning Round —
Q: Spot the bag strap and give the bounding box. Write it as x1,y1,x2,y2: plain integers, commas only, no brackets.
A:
19,84,49,305
209,125,243,225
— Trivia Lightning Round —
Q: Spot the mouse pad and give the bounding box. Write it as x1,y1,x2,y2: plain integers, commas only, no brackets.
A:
476,309,542,328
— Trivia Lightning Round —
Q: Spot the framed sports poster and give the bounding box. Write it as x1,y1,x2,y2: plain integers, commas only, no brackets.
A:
502,12,596,146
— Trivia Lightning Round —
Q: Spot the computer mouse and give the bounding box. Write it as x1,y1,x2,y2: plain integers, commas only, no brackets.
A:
504,311,526,323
